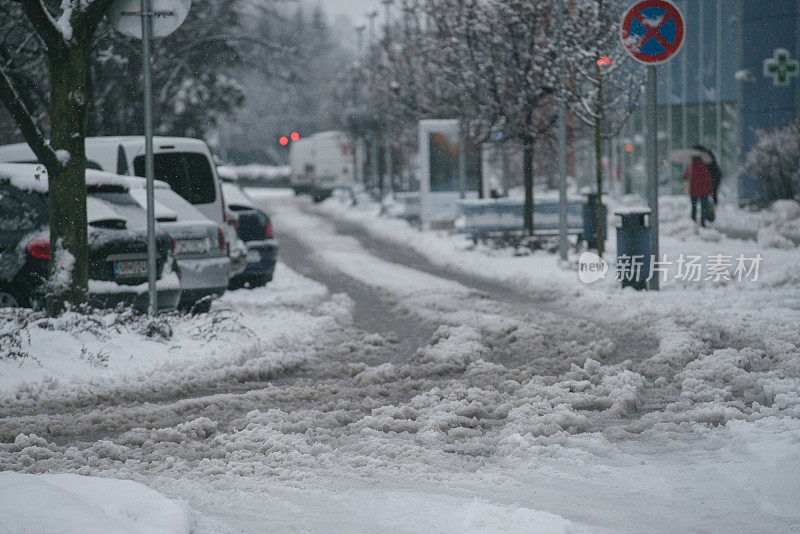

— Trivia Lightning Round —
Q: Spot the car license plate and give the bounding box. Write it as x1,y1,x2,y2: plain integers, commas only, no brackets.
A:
247,249,261,263
114,260,148,278
175,238,208,255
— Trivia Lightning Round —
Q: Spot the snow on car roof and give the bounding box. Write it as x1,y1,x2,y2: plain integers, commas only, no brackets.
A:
86,196,126,225
221,181,255,209
110,174,170,190
216,166,238,182
0,163,169,193
126,189,179,222
0,163,50,193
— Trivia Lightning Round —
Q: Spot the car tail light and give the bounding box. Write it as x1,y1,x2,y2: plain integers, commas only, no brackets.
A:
27,238,51,260
265,219,273,239
218,227,227,251
171,237,177,253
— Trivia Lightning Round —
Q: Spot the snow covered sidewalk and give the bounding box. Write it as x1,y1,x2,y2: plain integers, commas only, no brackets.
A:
1,190,798,533
0,263,340,405
0,472,195,534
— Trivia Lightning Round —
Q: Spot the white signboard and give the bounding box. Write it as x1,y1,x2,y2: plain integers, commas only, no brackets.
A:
109,0,191,39
418,119,476,229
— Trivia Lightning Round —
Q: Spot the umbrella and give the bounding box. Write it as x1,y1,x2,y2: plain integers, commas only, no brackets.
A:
670,148,712,164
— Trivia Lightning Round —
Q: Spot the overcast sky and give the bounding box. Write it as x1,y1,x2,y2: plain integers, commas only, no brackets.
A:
309,0,386,27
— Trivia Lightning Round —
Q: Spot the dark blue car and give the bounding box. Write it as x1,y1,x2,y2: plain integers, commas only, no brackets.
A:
221,180,277,288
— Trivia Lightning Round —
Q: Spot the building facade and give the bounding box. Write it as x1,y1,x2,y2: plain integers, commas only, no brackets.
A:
583,0,799,204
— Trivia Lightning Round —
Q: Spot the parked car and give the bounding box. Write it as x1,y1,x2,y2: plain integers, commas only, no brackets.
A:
90,175,231,312
218,175,278,288
0,164,180,311
0,137,248,277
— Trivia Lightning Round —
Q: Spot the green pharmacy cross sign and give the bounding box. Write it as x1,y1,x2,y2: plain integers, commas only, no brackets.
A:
763,48,799,87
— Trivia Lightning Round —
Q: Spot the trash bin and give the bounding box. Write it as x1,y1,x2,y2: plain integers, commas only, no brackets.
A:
583,193,607,251
615,208,651,290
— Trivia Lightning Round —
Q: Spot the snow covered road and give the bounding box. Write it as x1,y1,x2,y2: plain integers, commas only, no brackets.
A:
1,193,799,533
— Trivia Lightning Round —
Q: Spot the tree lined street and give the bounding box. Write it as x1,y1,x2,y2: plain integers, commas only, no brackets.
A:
1,1,800,532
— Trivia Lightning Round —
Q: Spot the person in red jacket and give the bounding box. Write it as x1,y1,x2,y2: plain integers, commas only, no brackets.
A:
683,156,715,227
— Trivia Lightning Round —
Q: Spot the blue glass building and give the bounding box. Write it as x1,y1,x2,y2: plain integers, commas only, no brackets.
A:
596,0,799,204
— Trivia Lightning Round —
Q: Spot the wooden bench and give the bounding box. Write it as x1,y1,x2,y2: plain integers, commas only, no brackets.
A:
455,198,586,243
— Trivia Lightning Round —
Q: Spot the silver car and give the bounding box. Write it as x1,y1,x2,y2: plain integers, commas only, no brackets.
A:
91,175,231,312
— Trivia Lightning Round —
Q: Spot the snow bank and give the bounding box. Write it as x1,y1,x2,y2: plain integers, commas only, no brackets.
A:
0,263,347,405
0,472,194,534
756,225,795,249
265,197,800,436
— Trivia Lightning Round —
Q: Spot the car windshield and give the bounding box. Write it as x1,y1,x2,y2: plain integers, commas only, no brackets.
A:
133,152,216,205
0,182,46,232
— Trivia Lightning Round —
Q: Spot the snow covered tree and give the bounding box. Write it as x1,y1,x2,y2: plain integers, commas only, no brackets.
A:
345,0,559,222
87,0,247,139
420,0,501,198
745,119,800,202
564,0,642,255
217,4,345,163
480,0,559,234
0,0,116,314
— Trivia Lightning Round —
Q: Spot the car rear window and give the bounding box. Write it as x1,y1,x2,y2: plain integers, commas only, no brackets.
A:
222,182,256,212
88,191,147,229
133,152,216,205
0,182,46,232
126,187,209,222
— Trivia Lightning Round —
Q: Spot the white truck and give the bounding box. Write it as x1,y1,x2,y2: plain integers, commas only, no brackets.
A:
289,131,355,202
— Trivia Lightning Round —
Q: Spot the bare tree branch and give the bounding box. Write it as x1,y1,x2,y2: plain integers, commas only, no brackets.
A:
0,65,59,169
84,0,118,32
13,0,63,51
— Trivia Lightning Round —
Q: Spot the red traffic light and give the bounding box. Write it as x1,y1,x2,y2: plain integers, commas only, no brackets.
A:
290,132,300,142
597,56,612,67
279,136,289,146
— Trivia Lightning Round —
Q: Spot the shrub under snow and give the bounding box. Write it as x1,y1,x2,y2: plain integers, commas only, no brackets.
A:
745,119,800,201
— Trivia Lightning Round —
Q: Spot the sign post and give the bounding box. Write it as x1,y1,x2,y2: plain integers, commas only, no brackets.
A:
621,0,685,290
556,0,568,262
110,0,191,314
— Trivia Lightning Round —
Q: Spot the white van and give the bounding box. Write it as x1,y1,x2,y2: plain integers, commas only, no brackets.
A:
0,136,226,226
289,131,354,201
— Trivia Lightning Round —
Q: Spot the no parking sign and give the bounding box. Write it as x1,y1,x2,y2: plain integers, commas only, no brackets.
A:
621,0,685,65
619,0,685,290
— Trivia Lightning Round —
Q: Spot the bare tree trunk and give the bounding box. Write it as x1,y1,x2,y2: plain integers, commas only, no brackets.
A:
473,137,484,199
594,119,604,256
0,1,114,315
594,73,605,257
46,43,91,314
523,141,534,235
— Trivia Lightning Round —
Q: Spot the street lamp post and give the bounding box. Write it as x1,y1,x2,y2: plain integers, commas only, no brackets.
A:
556,0,568,262
355,24,366,57
367,10,378,46
366,10,379,196
381,0,394,39
381,0,394,200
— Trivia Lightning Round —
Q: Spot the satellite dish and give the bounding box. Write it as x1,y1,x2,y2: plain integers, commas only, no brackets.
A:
109,0,191,40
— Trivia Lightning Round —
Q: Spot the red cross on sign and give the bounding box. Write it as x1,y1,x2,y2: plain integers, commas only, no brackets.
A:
621,0,685,65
